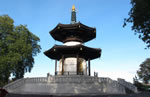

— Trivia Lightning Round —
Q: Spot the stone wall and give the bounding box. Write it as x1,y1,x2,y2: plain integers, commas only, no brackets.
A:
3,76,137,95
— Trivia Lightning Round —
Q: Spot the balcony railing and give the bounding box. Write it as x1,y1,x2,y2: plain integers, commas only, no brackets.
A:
55,71,85,75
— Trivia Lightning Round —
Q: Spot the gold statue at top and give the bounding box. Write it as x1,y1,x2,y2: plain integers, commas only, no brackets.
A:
72,5,76,11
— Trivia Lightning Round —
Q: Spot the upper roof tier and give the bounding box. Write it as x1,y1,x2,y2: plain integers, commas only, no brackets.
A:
50,22,96,43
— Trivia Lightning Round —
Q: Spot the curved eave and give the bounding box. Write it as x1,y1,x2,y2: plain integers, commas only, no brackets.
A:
49,22,96,43
44,45,101,60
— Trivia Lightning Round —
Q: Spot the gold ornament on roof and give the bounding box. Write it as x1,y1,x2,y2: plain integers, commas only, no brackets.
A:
72,5,76,11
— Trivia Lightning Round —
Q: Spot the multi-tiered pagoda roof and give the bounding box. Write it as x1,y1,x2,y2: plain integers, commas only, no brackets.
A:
44,21,101,60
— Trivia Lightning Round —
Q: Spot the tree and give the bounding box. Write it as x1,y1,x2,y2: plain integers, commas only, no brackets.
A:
123,0,150,48
137,58,150,84
0,15,41,87
133,76,145,91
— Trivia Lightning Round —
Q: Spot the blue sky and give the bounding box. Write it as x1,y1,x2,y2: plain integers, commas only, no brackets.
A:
0,0,149,82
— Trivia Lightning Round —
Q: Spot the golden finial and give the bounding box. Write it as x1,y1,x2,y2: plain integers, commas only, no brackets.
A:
72,5,76,11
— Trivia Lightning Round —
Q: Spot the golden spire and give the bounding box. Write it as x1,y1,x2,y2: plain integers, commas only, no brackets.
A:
72,5,76,11
71,5,76,24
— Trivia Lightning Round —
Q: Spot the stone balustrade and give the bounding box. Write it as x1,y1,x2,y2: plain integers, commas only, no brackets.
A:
3,77,47,90
48,75,98,83
4,78,25,89
117,78,138,93
25,77,47,83
98,77,126,93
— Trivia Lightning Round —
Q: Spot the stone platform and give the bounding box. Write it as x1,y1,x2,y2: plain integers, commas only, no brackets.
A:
5,92,150,97
3,75,137,95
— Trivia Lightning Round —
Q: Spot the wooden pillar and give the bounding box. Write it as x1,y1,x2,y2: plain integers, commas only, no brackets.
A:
76,55,79,75
55,60,57,75
88,59,91,76
62,56,64,75
86,61,88,75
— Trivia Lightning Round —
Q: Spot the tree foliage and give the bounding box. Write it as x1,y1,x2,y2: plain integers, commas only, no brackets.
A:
137,58,150,84
133,75,150,91
124,0,150,48
0,15,41,87
133,76,145,91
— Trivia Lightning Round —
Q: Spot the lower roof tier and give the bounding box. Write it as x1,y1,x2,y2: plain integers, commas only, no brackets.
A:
44,44,101,60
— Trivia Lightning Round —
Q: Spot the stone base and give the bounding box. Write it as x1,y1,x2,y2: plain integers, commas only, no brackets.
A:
3,75,137,95
5,92,150,97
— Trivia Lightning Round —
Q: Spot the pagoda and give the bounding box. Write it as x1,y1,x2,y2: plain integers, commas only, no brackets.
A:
3,6,138,96
44,5,101,76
